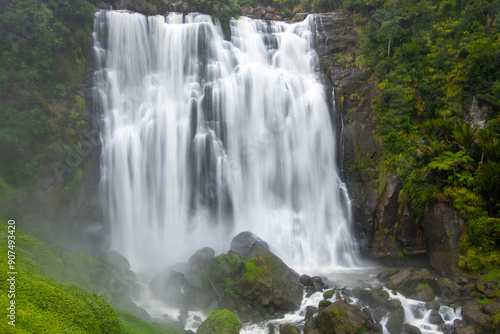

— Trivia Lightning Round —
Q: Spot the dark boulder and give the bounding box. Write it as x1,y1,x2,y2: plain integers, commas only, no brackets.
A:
279,324,300,334
300,274,313,286
311,276,325,291
150,271,191,307
230,231,270,258
404,324,422,334
188,247,215,270
435,277,460,302
428,310,444,325
293,12,309,22
385,306,404,334
97,251,136,303
315,300,368,334
462,301,493,332
456,327,476,334
237,242,303,311
482,301,500,316
389,267,435,295
305,305,318,321
369,289,389,308
414,288,434,302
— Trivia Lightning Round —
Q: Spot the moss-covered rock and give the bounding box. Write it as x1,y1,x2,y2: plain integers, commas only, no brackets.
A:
323,289,335,300
197,309,241,334
388,267,435,295
279,323,300,334
435,277,460,302
462,301,493,333
314,300,368,334
385,306,405,334
235,243,303,312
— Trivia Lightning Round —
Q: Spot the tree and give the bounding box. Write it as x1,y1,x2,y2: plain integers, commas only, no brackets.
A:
428,150,473,185
453,122,476,153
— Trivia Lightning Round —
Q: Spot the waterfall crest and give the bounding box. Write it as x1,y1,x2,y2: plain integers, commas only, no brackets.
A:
93,11,359,272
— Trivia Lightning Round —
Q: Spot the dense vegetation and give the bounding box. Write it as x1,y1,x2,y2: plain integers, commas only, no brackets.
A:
323,0,500,271
0,0,95,197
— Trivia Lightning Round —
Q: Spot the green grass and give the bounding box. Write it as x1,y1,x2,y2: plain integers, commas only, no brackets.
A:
116,309,181,334
0,220,181,333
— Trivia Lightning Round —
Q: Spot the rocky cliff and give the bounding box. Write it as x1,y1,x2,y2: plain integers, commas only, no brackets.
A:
315,11,465,276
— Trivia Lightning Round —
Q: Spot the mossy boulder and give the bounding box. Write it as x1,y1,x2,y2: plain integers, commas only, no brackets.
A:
314,300,368,334
388,267,435,295
435,277,460,302
197,309,241,334
233,242,303,312
462,301,493,332
385,306,405,334
279,323,301,334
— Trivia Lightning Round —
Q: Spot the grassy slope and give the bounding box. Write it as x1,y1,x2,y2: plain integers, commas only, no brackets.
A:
0,221,180,334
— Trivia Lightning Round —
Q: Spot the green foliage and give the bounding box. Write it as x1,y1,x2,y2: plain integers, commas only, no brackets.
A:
483,268,500,282
194,0,240,20
475,162,500,215
428,150,473,185
197,309,242,334
0,0,96,188
345,0,500,270
444,187,487,222
467,217,500,253
311,0,342,12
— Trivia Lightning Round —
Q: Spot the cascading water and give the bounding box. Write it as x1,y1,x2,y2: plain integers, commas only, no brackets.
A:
93,10,359,272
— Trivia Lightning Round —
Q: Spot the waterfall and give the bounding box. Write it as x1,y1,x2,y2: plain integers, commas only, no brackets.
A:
93,10,359,272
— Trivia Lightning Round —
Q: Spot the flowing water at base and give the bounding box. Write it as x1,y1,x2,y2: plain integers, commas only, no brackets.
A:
134,267,462,334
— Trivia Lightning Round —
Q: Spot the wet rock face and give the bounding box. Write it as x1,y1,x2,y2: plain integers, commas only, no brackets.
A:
314,12,380,255
421,203,464,276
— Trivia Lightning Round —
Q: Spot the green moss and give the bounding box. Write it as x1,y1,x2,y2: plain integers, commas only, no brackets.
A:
197,309,242,334
483,268,500,283
477,298,494,305
414,283,431,293
241,258,264,283
493,313,500,327
323,289,335,300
